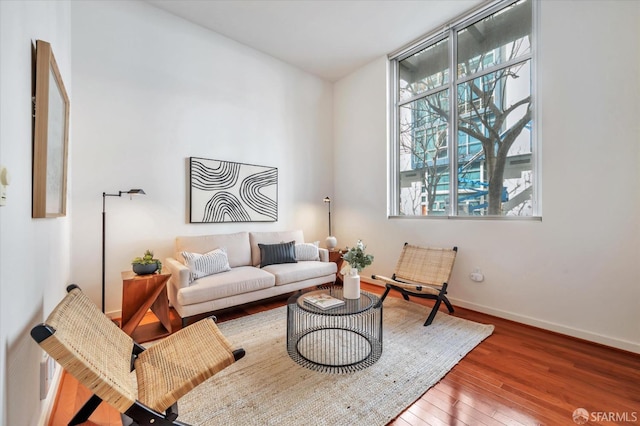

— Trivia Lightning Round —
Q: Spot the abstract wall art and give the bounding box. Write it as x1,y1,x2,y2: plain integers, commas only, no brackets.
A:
189,157,278,223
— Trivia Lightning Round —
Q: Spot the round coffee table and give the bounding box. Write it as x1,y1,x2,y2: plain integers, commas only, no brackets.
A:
286,288,383,373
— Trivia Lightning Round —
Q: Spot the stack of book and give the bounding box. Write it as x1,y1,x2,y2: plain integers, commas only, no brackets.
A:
304,293,345,310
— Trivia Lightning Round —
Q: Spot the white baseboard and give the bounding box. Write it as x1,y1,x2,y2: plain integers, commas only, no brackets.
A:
106,308,122,320
449,297,640,354
37,364,63,426
362,277,639,354
361,277,384,287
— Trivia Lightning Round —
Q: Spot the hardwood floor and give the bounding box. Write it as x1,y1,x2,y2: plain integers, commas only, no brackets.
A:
48,283,640,426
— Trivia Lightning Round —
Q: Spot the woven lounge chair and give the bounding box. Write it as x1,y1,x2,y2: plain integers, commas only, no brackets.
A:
372,243,458,326
31,285,245,426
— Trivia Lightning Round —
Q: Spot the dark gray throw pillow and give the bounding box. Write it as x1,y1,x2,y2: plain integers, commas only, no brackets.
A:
259,241,297,267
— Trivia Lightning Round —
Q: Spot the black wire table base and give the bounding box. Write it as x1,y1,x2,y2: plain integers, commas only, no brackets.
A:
286,288,383,374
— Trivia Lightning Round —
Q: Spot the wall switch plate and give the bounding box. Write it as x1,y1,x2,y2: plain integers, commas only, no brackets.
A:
0,166,10,206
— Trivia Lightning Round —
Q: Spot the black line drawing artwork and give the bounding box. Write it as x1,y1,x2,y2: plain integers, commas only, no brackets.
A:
190,157,278,223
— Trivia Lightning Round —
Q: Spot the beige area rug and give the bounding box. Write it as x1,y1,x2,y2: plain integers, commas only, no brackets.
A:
178,297,494,426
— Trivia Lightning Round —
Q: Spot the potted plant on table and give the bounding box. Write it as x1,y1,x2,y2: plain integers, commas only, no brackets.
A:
131,249,162,275
341,240,374,299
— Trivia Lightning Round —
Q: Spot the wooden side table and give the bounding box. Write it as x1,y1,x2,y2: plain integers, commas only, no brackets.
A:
328,249,345,285
121,271,172,341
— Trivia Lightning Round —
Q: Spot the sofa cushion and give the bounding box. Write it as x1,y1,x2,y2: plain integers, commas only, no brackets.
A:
259,241,297,268
262,261,337,286
177,266,275,306
176,232,251,268
295,242,320,261
182,248,231,283
249,230,305,266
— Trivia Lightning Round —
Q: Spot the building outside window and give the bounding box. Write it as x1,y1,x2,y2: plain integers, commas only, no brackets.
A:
390,0,537,217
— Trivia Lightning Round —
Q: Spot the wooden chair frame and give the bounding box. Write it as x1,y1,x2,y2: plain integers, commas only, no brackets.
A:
372,243,458,326
31,285,245,426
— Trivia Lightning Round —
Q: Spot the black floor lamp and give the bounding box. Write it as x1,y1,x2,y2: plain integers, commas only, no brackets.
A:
102,189,145,313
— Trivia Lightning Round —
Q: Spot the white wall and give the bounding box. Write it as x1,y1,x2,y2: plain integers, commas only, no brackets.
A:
0,1,72,424
70,1,334,315
333,0,640,353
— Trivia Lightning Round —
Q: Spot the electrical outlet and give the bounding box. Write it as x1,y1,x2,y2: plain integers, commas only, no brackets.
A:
470,269,484,282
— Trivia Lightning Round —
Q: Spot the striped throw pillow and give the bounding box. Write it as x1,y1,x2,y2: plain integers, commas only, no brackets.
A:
182,248,231,283
258,241,297,268
295,242,320,261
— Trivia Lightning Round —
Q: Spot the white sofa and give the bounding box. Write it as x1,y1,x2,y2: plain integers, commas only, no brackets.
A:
164,230,337,325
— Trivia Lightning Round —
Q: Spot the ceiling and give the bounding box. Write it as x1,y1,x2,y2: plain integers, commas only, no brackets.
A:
145,0,485,82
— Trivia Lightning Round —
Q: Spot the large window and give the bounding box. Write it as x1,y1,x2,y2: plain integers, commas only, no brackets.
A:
390,0,537,218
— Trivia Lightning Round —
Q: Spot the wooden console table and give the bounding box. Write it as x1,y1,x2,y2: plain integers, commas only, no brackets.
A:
328,249,345,285
121,271,172,341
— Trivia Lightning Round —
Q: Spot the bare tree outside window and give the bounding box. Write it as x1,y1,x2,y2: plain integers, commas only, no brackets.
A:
399,91,449,215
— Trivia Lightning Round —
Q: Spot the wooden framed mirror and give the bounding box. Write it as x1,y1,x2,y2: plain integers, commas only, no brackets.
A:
33,39,69,218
